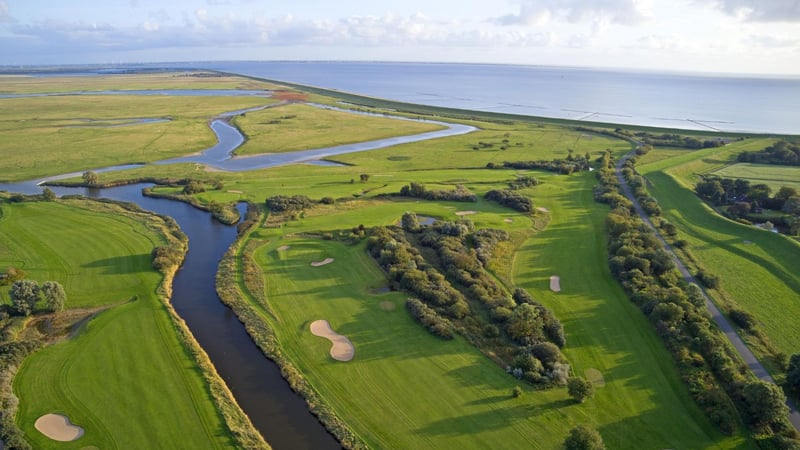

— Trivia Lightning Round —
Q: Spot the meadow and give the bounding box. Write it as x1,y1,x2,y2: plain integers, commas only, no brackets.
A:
711,163,800,191
0,199,236,449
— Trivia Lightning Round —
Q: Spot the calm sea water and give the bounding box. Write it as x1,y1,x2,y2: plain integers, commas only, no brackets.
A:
196,61,798,135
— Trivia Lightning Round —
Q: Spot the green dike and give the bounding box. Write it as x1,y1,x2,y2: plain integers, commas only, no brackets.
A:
245,170,745,449
640,170,800,356
2,200,235,449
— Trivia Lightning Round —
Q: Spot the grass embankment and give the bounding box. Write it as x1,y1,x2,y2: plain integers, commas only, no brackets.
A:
0,199,250,449
638,140,800,362
231,103,446,155
641,173,800,358
230,169,745,449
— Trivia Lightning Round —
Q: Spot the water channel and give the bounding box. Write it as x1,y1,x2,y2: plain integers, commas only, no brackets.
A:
0,91,476,448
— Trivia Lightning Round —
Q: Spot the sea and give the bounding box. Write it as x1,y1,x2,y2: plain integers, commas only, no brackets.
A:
9,61,800,134
200,61,799,135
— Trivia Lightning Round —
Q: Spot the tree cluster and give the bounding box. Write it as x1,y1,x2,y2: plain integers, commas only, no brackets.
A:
488,152,592,175
265,195,313,212
8,279,66,316
635,132,724,149
485,189,533,212
508,175,539,190
695,176,800,235
596,152,799,441
398,182,478,202
738,140,800,166
367,221,569,386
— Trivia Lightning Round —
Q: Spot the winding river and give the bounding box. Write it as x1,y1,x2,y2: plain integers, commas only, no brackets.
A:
0,93,476,448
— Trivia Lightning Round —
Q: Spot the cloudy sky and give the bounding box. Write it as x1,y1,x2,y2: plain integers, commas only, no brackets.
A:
1,0,798,75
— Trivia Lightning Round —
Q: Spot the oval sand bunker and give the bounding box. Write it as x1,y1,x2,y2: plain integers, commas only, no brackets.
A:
310,258,334,267
310,320,355,361
550,275,561,292
35,414,84,442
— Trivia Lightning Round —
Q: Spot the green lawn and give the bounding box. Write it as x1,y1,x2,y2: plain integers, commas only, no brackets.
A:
246,171,746,449
711,162,800,191
2,200,233,449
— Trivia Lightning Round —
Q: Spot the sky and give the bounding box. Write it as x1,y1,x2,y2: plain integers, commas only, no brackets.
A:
1,0,799,75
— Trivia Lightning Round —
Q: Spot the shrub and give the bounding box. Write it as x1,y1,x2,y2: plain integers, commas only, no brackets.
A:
564,424,605,450
567,377,595,403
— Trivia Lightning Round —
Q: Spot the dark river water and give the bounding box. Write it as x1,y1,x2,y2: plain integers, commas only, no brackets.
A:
29,184,341,450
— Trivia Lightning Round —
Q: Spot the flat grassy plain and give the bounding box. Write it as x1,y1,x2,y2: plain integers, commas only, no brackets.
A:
1,200,233,449
232,103,445,155
638,140,800,365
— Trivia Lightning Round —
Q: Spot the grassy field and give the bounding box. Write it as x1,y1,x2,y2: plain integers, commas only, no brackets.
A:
1,200,234,449
0,72,276,94
232,103,445,155
241,169,746,449
711,162,800,191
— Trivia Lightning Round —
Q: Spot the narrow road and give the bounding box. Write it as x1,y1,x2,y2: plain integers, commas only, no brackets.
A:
614,151,800,431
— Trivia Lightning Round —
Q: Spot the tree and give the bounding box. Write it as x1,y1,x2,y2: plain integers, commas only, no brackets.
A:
785,354,800,394
564,424,605,450
42,187,56,201
9,279,40,316
401,212,421,232
360,173,370,183
82,170,99,186
506,303,544,343
742,380,789,429
783,196,800,215
567,377,595,403
41,281,66,313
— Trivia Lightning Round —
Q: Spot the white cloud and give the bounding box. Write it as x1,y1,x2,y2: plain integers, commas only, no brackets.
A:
494,0,652,26
0,1,13,23
703,0,800,22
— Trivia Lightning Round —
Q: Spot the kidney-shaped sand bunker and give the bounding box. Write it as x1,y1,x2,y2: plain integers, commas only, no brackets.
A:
310,320,355,362
35,413,84,442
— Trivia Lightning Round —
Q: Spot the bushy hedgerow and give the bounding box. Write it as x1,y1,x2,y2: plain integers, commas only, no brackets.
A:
738,140,800,166
265,194,313,212
489,153,592,175
485,189,533,212
0,340,42,450
151,245,185,272
398,182,478,202
406,299,454,339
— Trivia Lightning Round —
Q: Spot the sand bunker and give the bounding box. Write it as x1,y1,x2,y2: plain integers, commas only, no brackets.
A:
585,368,606,387
310,320,354,361
537,207,550,213
455,210,477,216
35,414,84,442
550,275,561,292
504,218,514,223
276,245,291,251
227,190,244,194
311,258,334,267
